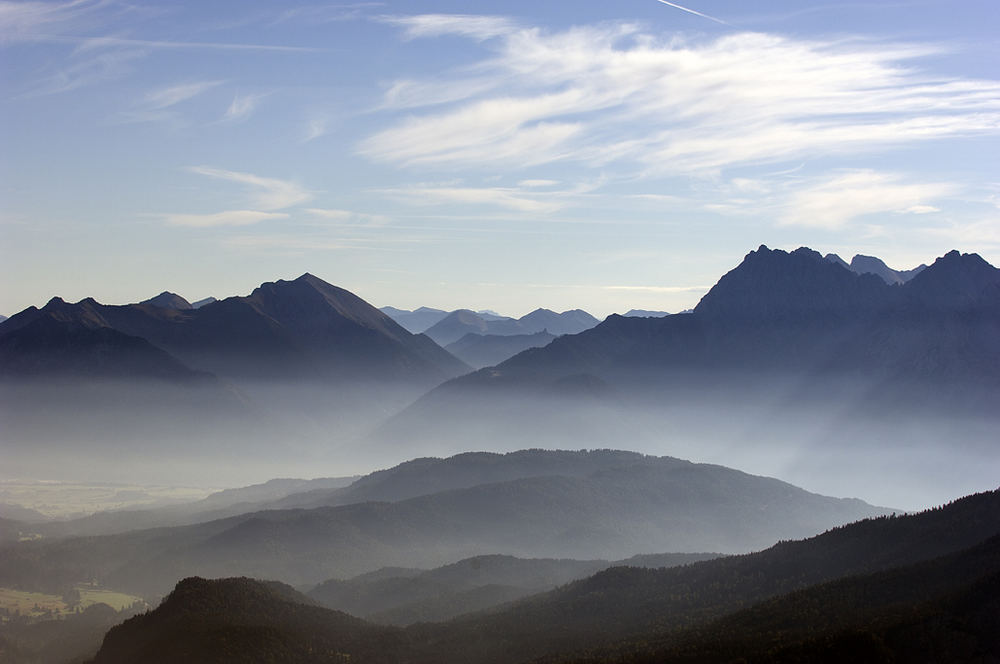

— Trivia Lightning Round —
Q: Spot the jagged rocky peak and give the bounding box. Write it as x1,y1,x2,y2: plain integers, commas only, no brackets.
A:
694,245,890,320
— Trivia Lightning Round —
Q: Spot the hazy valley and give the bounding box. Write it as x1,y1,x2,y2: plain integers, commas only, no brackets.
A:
1,245,998,663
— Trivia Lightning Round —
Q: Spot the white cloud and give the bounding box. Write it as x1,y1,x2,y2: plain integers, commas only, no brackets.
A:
223,92,268,122
305,208,388,224
779,171,958,229
0,0,107,43
380,13,517,41
163,210,288,227
376,185,563,214
23,47,147,96
188,166,312,210
362,22,1000,175
302,115,330,142
145,81,222,109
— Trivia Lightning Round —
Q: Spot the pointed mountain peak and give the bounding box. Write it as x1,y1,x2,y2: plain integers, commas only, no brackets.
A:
695,245,889,320
142,291,193,310
904,250,999,307
825,253,851,270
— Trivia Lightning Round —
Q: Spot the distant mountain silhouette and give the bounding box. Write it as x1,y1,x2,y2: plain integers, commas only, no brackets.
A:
623,309,670,317
445,330,556,369
379,305,449,333
1,273,468,384
423,309,525,345
825,252,927,285
190,296,216,309
422,308,599,346
517,308,599,335
140,291,192,309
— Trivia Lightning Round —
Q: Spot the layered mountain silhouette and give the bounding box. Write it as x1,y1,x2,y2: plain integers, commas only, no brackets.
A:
307,552,718,626
413,307,599,346
1,273,467,383
0,274,470,483
373,246,1000,506
825,252,927,284
0,449,891,598
83,489,1000,664
445,330,556,369
379,306,449,333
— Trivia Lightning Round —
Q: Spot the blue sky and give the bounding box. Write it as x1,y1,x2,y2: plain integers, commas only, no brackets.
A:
2,0,999,318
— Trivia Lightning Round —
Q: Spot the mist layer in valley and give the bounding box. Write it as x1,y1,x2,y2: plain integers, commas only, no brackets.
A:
2,247,999,510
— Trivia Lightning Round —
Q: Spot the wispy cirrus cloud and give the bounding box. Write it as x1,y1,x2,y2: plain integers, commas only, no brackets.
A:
223,92,269,122
145,80,222,109
361,20,1000,176
162,210,288,228
779,171,958,229
305,208,389,225
21,46,146,96
188,166,312,210
379,13,517,41
0,0,110,43
375,184,564,214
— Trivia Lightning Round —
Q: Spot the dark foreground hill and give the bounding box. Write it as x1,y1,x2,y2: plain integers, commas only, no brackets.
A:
88,577,409,664
0,450,890,598
85,489,1000,664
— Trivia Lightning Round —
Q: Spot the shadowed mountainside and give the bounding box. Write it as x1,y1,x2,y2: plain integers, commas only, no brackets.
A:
84,489,1000,664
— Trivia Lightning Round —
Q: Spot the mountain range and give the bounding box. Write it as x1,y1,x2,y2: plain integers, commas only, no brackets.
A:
2,245,997,498
0,274,470,483
380,306,600,344
372,246,1000,506
81,488,1000,664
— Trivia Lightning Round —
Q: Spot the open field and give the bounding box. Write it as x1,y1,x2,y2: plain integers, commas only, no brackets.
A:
0,479,219,519
0,586,144,621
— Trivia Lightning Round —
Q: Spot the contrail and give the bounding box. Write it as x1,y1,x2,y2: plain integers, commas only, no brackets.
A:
654,0,731,26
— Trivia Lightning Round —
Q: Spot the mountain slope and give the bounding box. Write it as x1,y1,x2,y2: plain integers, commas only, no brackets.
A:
445,331,556,369
308,552,719,626
0,450,891,597
84,489,1000,664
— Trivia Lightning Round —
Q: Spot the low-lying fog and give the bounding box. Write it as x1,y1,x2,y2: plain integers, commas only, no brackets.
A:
3,377,996,512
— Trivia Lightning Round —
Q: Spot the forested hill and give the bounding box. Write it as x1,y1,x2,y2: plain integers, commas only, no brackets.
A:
85,489,1000,664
